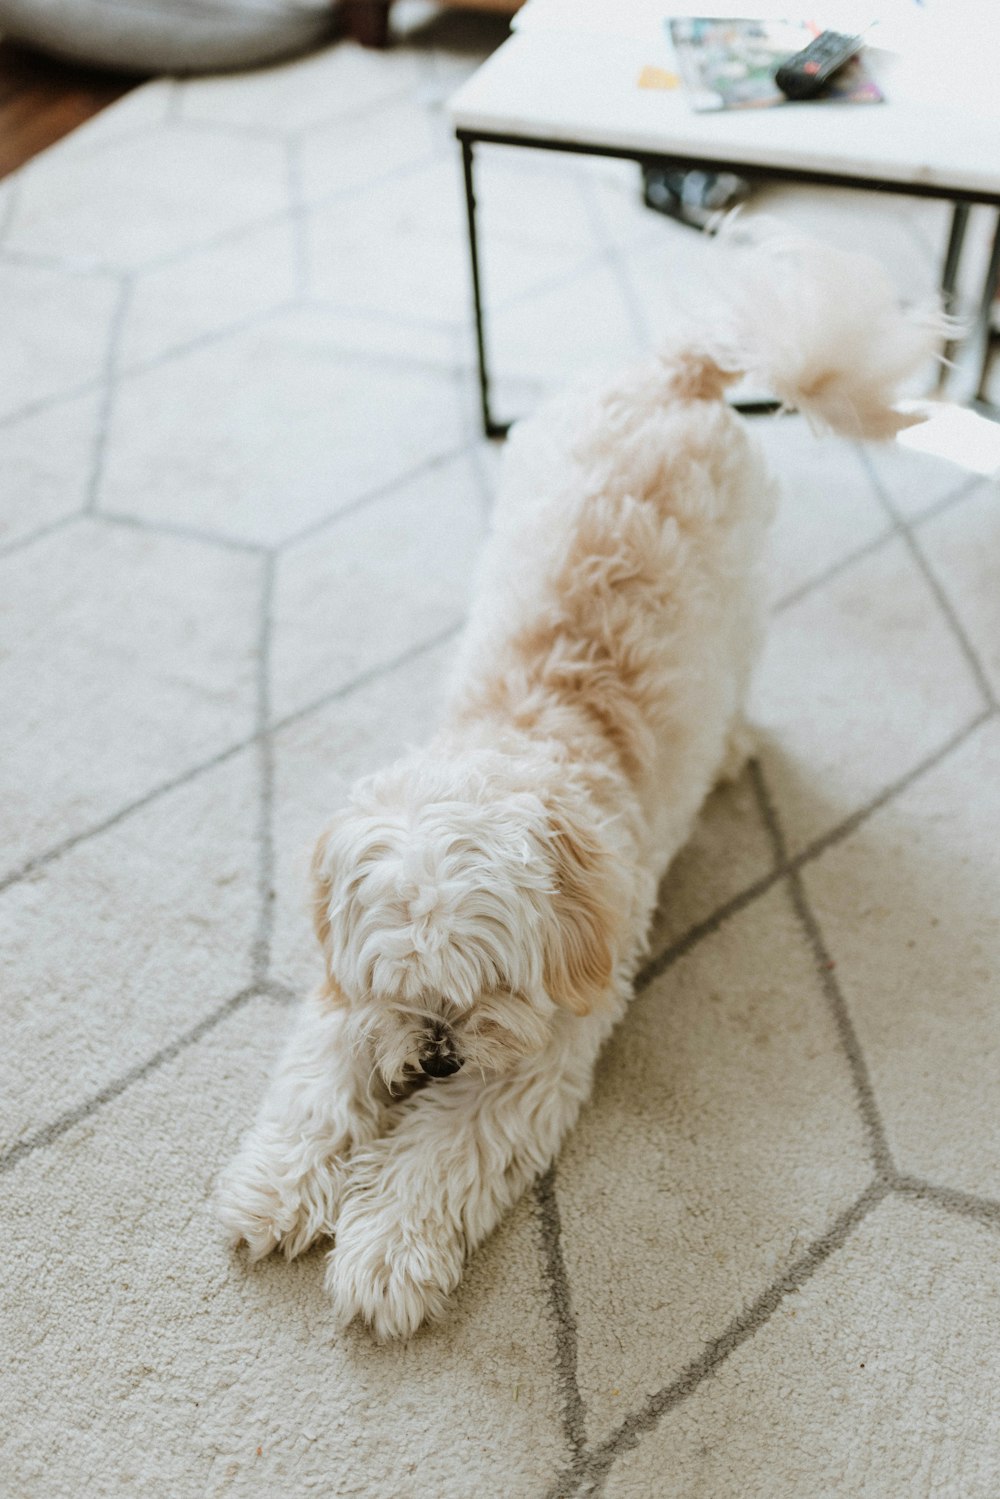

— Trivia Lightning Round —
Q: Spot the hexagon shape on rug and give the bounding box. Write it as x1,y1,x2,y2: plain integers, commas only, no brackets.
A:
298,95,438,205
555,883,872,1446
603,1198,1000,1498
2,999,569,1497
1,748,260,1156
0,392,103,550
0,521,261,880
752,536,985,857
119,217,299,370
753,417,890,611
644,766,777,963
5,126,288,270
803,716,1000,1199
98,307,464,546
270,451,484,719
917,480,1000,698
0,262,121,420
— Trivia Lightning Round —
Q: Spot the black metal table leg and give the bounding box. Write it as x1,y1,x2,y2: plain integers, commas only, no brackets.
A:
941,201,970,313
457,128,1000,429
937,201,970,384
461,137,511,440
972,211,1000,406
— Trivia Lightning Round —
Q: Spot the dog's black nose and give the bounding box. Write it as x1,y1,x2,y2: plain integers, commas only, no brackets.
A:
419,1052,462,1079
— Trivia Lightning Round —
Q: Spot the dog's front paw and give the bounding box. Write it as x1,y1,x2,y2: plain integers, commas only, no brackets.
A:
324,1203,464,1340
215,1127,348,1262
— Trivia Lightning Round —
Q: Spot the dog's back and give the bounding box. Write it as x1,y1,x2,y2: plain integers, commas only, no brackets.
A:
449,230,942,866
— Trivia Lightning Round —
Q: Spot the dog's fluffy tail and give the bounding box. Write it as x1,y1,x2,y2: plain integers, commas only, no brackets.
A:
661,226,943,439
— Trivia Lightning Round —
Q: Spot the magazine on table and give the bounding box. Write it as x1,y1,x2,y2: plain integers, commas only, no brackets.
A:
668,16,884,111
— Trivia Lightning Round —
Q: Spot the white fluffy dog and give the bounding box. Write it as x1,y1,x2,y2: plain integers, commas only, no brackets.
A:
217,232,936,1338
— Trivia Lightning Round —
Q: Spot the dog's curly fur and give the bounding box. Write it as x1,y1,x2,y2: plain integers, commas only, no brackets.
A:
216,232,938,1338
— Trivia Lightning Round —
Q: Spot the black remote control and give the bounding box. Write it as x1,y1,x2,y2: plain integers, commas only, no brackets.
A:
774,30,864,100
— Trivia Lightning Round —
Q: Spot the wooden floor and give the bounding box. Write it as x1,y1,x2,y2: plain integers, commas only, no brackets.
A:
0,39,137,178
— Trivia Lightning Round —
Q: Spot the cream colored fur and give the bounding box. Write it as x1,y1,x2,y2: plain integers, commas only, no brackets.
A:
216,234,938,1339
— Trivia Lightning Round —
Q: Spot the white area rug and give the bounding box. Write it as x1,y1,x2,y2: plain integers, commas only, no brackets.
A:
3,11,1000,1496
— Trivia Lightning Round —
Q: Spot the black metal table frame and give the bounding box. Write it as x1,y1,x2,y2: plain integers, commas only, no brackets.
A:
457,126,1000,439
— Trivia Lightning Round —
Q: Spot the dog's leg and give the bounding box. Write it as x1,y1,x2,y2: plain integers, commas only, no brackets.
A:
215,989,386,1261
715,714,757,785
325,995,625,1339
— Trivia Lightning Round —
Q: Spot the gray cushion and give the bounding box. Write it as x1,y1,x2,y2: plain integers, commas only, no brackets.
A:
0,0,337,73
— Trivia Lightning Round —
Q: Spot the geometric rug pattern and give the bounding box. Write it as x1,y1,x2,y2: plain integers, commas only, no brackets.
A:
3,10,999,1495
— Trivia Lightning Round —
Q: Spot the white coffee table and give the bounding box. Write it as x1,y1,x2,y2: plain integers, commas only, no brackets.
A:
449,0,1000,435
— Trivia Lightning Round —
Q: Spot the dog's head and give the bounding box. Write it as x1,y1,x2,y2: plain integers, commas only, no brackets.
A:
310,749,627,1095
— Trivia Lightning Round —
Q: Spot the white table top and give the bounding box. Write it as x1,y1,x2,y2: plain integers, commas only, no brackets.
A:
449,0,1000,200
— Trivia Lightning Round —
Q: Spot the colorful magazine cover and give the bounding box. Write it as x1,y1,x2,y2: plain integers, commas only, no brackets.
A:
668,17,884,111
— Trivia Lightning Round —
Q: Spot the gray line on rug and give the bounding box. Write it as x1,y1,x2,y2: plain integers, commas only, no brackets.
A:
859,446,996,711
534,1167,588,1463
3,674,975,1229
550,1179,890,1499
97,508,268,556
0,621,460,900
786,706,995,873
893,1176,1000,1229
169,114,285,145
738,430,982,620
261,978,299,1005
268,619,464,740
903,525,995,708
912,469,993,530
0,373,106,434
489,239,624,330
290,132,442,225
0,297,300,437
129,203,290,280
299,291,460,340
0,511,88,562
85,275,134,513
773,522,896,614
767,432,984,618
748,758,893,1176
635,861,783,993
283,136,311,302
275,440,475,554
0,245,125,278
551,710,997,1493
287,82,426,153
0,985,267,1176
784,862,893,1173
293,309,472,379
118,294,300,385
0,735,254,899
577,172,659,359
634,707,992,1000
26,151,277,267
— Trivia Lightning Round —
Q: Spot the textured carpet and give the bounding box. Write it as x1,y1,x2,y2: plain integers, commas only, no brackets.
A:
3,10,1000,1497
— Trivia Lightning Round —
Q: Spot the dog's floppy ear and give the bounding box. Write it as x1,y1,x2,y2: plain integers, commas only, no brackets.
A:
542,800,624,1017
